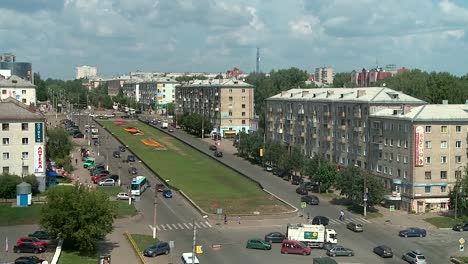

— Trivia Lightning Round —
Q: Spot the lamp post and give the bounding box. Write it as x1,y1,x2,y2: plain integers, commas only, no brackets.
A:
153,184,158,239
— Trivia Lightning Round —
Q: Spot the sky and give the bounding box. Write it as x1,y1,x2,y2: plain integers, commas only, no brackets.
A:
2,0,468,79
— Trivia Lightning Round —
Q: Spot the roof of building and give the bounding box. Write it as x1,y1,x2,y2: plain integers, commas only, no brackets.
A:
371,104,468,122
266,87,425,104
177,79,254,88
0,75,35,88
125,76,179,85
0,97,45,121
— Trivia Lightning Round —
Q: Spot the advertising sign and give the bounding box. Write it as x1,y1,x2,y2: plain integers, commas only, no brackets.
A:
34,145,44,173
414,126,424,167
304,231,318,239
35,123,44,143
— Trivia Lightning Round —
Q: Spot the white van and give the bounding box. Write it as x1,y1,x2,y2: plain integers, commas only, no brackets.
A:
181,253,200,264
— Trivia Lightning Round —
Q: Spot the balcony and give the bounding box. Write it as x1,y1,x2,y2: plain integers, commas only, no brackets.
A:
339,112,345,118
354,127,363,133
323,111,331,117
340,125,346,131
340,137,346,144
214,107,219,111
326,136,332,141
278,128,283,134
312,134,318,139
377,143,383,150
354,112,362,118
277,108,282,113
300,121,305,126
298,108,305,115
374,128,383,136
300,132,305,137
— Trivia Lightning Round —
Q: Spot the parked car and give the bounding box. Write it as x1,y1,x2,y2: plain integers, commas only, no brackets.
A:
14,256,44,264
399,228,427,238
108,174,119,181
324,243,341,251
156,184,165,192
91,172,110,178
113,151,121,158
280,240,311,255
312,216,329,226
264,232,285,243
346,222,364,232
301,181,320,192
92,175,108,184
209,145,217,151
119,145,126,152
295,187,308,195
117,192,134,200
13,242,45,254
16,237,47,248
214,151,223,157
128,154,136,162
163,189,173,198
301,195,319,205
326,246,354,257
143,241,170,257
168,128,174,133
292,175,303,185
73,132,84,138
264,165,273,172
28,231,49,241
402,250,427,264
98,178,115,186
246,239,272,250
373,245,393,258
128,167,138,175
453,222,468,231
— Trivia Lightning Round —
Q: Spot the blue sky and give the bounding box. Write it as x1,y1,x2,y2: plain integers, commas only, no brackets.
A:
2,0,468,79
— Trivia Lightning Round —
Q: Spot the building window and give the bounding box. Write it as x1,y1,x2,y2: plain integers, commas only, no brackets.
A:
404,171,408,178
397,169,401,177
389,168,393,175
21,123,28,131
440,156,448,164
377,165,382,172
242,89,246,93
456,155,462,163
456,126,462,132
403,155,408,164
441,186,447,192
390,139,394,146
228,111,232,116
396,154,400,162
1,90,5,94
229,96,233,101
425,171,431,179
440,171,447,179
22,99,26,103
456,141,462,148
242,96,246,101
385,138,388,145
389,153,393,161
1,123,9,131
456,170,462,179
425,126,432,133
441,126,448,133
229,89,232,93
2,152,9,160
242,104,245,108
242,120,246,124
2,166,8,174
383,167,388,174
425,186,431,193
21,90,26,95
426,156,431,164
22,138,29,145
404,140,408,148
241,112,245,116
229,120,232,124
441,141,448,149
425,141,432,149
397,140,401,147
2,138,9,145
22,152,29,159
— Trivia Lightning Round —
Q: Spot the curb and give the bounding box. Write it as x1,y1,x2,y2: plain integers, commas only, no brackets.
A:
124,231,147,264
179,190,210,217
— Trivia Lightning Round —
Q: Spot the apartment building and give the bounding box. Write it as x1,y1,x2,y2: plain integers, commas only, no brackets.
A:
123,77,178,113
0,75,36,105
315,67,335,86
175,79,255,137
351,67,409,87
0,98,46,191
76,65,97,79
369,102,468,213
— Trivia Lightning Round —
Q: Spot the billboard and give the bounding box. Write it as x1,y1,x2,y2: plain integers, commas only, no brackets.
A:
35,122,44,143
414,126,424,167
34,145,44,173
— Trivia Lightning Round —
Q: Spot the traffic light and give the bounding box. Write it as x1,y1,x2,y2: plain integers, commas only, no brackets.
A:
196,245,204,254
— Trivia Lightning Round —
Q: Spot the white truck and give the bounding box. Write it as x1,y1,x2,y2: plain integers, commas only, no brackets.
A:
286,223,337,248
161,121,168,129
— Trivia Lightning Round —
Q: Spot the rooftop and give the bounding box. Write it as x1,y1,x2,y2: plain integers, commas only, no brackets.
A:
0,97,45,121
177,79,254,88
0,75,35,88
372,104,468,122
267,87,425,104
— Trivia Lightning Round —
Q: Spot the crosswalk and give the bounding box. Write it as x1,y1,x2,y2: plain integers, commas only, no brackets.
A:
328,217,371,225
150,221,213,232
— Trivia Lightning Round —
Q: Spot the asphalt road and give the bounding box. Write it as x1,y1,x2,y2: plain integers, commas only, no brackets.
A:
74,114,463,264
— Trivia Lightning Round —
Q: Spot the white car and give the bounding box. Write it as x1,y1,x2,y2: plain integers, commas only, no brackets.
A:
116,192,134,200
402,250,426,264
98,178,115,186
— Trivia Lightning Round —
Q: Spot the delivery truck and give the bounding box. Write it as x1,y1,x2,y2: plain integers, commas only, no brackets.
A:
286,223,337,248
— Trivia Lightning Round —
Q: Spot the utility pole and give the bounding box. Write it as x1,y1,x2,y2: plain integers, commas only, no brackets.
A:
153,186,158,239
364,173,368,217
192,219,197,263
201,96,205,139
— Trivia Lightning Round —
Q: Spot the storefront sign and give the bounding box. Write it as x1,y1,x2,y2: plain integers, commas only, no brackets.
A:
34,145,44,173
425,198,450,203
414,126,424,167
35,123,43,143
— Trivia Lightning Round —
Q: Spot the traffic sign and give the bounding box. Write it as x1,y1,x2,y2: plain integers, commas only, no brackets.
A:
169,240,174,248
216,208,223,215
213,202,219,209
301,202,307,208
460,238,465,244
196,245,204,254
460,244,465,252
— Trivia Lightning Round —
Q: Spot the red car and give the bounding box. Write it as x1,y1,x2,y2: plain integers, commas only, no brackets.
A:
92,175,108,184
17,237,47,248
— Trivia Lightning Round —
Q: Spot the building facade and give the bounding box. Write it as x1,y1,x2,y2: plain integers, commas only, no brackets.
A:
0,62,33,83
76,65,97,79
315,67,335,86
0,53,16,62
123,77,178,113
0,75,37,106
0,98,46,191
175,79,255,137
351,66,409,87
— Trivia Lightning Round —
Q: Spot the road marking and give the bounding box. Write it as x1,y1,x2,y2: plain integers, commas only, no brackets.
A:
329,219,340,224
156,226,161,231
148,224,154,231
199,222,207,228
358,217,371,223
172,224,178,230
166,224,173,230
195,222,201,228
183,223,191,229
178,223,184,229
205,221,212,227
161,225,166,231
189,223,194,228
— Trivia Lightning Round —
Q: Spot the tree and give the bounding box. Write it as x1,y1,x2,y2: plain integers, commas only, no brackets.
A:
0,174,22,199
34,73,48,102
40,185,116,253
264,140,285,166
449,168,468,217
166,103,175,116
289,146,304,176
333,72,356,88
313,161,337,192
46,128,74,160
335,167,384,207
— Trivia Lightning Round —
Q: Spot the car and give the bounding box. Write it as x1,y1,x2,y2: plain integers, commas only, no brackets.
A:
92,175,108,184
128,166,138,175
119,145,126,152
90,167,106,175
163,189,173,198
13,242,45,254
399,227,427,238
28,231,49,241
156,184,166,192
326,246,354,257
143,241,170,257
323,243,341,251
73,132,84,138
168,128,174,133
402,250,427,264
93,140,100,146
281,240,311,255
113,151,121,158
373,245,393,258
108,174,119,181
301,181,320,192
117,192,134,200
264,232,285,243
14,256,44,264
214,151,223,157
98,178,115,186
301,195,319,205
346,222,364,232
17,237,47,247
209,145,217,151
246,238,272,250
312,216,329,226
453,222,468,231
128,154,136,162
295,187,308,195
292,175,303,185
265,165,273,172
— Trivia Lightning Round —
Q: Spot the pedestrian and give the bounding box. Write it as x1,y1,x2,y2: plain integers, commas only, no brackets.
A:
339,210,345,221
237,216,241,224
224,214,227,224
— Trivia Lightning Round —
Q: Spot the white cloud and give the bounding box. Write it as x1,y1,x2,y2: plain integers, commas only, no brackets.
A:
288,16,323,38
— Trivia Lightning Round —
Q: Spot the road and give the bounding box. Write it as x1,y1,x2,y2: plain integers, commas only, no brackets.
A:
75,114,462,264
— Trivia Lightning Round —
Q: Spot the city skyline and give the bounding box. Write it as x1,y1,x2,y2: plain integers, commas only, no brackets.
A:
1,0,468,79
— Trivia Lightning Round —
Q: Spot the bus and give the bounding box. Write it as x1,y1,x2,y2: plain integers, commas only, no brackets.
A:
131,176,149,196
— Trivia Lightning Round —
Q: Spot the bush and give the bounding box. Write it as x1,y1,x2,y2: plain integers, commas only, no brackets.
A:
23,175,40,195
0,174,22,199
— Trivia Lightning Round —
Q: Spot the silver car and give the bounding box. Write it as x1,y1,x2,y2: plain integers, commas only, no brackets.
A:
326,246,354,257
346,222,364,232
402,251,426,264
98,178,115,186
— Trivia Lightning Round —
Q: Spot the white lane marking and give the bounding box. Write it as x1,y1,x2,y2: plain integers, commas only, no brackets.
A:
156,226,161,231
358,217,371,223
172,224,178,230
178,223,184,229
183,223,190,228
148,224,154,231
205,221,213,228
199,222,207,228
195,222,201,228
161,225,166,231
166,224,172,230
189,223,194,228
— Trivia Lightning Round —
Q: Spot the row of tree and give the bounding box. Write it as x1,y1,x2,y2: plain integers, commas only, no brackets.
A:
176,113,213,137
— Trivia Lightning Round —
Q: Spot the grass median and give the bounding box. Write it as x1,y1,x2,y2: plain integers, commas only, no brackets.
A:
100,120,290,215
58,251,97,264
424,216,468,228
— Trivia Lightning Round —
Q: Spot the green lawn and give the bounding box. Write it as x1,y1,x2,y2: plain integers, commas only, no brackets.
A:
97,186,122,196
130,233,158,252
452,256,468,263
100,120,288,215
424,216,468,228
113,201,138,218
0,204,42,226
58,251,97,264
